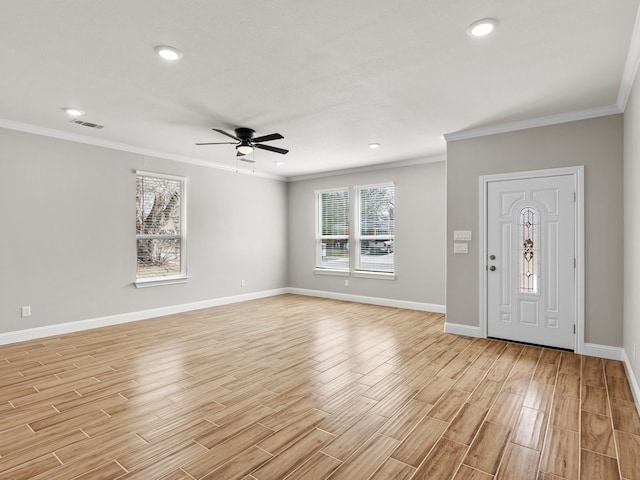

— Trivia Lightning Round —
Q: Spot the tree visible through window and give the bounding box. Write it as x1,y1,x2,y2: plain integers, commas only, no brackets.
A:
136,172,186,280
356,184,395,273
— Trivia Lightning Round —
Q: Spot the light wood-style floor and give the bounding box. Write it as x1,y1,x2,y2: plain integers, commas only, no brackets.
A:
0,294,639,480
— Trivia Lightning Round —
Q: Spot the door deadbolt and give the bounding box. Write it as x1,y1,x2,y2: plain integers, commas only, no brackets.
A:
489,255,496,260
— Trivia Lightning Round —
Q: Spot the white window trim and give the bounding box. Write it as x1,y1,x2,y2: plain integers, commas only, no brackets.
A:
354,182,395,276
134,275,190,288
311,183,396,280
313,268,350,276
353,270,396,280
134,170,188,288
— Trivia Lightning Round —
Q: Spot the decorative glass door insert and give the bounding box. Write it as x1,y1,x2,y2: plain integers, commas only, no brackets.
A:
519,207,538,293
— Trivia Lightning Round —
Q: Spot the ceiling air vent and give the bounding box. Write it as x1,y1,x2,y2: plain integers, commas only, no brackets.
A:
70,119,104,129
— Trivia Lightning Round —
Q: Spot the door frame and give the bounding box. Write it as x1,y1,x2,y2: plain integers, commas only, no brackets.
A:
478,166,585,353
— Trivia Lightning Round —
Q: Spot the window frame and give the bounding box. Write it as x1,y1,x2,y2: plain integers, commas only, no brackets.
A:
314,187,350,274
134,170,188,288
354,182,396,278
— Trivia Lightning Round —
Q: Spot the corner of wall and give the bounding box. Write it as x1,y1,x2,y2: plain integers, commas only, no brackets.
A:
623,348,640,417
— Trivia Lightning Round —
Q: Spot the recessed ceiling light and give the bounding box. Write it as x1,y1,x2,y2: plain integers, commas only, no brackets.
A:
368,143,381,149
467,18,498,37
274,161,284,166
154,45,183,61
63,108,84,117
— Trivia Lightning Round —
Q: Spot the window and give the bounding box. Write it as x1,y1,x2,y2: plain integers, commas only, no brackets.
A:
356,183,395,274
316,188,349,271
135,171,187,286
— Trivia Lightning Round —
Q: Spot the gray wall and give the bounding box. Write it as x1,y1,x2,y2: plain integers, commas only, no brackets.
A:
624,75,640,393
447,114,624,347
0,127,288,334
287,161,446,307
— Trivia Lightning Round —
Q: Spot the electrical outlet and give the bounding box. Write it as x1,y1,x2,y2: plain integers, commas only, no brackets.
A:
345,279,349,287
21,306,31,317
241,279,246,287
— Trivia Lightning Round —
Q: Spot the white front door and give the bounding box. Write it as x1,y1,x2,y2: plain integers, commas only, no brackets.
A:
487,174,575,349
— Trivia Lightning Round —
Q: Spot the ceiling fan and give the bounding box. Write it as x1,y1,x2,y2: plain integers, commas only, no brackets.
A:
196,127,289,157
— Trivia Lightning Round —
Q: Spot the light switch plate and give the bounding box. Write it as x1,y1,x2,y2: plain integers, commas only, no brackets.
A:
453,230,472,241
453,243,468,254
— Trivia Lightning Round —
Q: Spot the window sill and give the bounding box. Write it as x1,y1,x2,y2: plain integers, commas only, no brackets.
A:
313,268,350,277
353,270,396,280
134,275,189,288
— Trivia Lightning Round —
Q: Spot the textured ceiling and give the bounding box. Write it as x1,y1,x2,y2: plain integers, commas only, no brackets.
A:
0,0,638,179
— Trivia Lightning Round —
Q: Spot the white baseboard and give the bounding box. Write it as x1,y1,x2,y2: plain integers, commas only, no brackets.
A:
0,288,288,346
581,343,624,360
286,288,446,313
444,322,483,338
0,288,443,346
622,349,640,418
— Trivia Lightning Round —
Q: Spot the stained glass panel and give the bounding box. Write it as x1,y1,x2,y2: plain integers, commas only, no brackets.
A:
520,207,538,293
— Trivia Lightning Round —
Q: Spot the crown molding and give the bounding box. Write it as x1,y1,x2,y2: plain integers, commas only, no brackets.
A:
443,104,622,142
617,1,640,110
287,154,446,182
0,118,286,181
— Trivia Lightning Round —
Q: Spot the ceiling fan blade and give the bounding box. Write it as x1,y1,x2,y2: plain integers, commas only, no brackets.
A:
212,128,240,141
252,133,284,143
195,142,238,145
255,143,289,155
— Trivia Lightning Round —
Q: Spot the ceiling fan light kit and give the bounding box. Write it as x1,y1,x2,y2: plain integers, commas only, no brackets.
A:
237,144,254,155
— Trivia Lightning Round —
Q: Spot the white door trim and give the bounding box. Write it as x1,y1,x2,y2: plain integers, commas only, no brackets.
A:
479,166,585,352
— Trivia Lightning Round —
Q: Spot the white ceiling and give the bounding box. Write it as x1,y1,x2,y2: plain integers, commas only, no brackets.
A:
1,0,638,179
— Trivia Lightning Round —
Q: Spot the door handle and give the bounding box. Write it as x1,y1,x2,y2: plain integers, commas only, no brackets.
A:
489,265,496,271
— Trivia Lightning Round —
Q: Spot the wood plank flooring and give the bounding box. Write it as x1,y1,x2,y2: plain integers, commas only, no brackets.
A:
0,294,639,479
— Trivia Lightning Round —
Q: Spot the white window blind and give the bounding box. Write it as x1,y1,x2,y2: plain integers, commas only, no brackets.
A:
316,188,349,270
356,183,395,273
135,172,187,282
